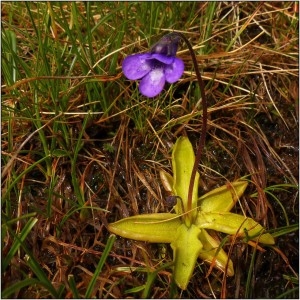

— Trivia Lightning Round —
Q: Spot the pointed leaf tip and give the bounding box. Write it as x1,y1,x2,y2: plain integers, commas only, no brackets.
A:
172,137,199,217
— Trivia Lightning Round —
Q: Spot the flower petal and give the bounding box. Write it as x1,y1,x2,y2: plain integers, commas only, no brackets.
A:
164,57,184,83
139,68,165,97
150,53,174,64
122,53,152,80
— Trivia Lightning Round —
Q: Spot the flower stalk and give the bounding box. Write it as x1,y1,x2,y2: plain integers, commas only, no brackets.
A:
172,32,208,225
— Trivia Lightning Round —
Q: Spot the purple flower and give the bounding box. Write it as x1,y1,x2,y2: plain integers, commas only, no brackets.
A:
122,34,184,97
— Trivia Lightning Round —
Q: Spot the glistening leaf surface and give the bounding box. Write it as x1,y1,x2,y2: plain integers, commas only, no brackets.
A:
196,212,275,244
171,224,203,290
198,180,248,213
172,137,199,217
108,213,181,243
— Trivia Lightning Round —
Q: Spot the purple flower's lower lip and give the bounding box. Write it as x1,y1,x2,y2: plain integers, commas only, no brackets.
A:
139,68,165,97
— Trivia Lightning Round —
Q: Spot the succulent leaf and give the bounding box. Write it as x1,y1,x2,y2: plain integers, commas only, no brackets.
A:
171,224,203,290
198,180,248,213
172,137,199,221
195,212,275,244
108,213,181,243
159,169,174,193
198,229,234,276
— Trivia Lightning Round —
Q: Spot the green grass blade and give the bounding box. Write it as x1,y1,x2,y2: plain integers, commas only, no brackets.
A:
2,212,37,226
1,29,17,85
268,224,299,238
276,287,299,299
141,261,174,298
2,278,44,298
70,112,91,206
24,253,59,298
68,275,80,298
199,1,217,55
245,246,257,298
85,234,116,298
2,155,50,203
2,217,38,271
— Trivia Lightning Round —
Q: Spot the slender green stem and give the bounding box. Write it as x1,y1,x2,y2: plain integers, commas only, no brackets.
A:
176,32,207,222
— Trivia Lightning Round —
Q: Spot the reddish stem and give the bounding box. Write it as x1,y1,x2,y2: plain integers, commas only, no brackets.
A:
176,32,208,222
